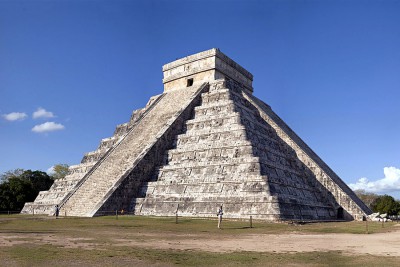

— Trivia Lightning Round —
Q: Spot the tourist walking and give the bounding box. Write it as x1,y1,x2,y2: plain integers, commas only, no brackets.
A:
217,205,223,229
55,205,60,218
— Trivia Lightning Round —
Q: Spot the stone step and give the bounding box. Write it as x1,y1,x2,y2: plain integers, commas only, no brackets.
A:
199,88,232,98
186,113,240,127
184,121,245,134
81,149,108,164
113,122,129,137
175,128,248,146
68,162,96,174
146,175,265,185
61,84,207,217
155,174,260,186
194,99,235,112
98,136,119,150
137,199,279,219
160,158,260,171
166,144,254,161
164,155,258,168
21,203,56,215
171,140,252,153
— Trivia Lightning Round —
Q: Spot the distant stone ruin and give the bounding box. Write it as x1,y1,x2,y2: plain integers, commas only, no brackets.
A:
22,48,371,221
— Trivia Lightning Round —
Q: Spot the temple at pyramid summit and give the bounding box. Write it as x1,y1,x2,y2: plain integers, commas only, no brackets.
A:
22,48,371,221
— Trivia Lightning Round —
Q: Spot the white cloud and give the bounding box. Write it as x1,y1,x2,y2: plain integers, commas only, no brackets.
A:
2,112,27,121
46,166,55,175
32,122,65,133
33,107,55,119
349,167,400,194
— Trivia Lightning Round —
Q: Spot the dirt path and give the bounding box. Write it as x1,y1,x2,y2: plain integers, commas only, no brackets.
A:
150,232,400,256
1,226,400,257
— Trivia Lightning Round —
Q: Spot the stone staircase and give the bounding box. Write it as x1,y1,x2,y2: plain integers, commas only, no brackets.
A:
21,94,163,215
134,79,338,220
60,83,208,217
20,164,93,215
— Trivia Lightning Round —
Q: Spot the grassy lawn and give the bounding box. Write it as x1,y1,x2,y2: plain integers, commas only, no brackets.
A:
2,245,399,267
0,215,399,266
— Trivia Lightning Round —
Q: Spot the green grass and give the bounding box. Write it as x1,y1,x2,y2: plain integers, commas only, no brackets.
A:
1,244,400,267
4,214,393,233
0,215,399,266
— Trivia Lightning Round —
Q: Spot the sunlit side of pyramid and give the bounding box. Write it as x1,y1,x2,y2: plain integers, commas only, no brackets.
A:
22,48,371,221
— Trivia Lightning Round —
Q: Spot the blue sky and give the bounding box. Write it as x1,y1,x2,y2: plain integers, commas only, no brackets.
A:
1,0,399,198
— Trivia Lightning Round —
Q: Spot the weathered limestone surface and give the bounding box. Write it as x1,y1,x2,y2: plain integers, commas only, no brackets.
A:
241,89,371,220
163,48,253,93
134,79,347,220
22,48,371,221
61,83,208,217
21,94,161,215
21,164,93,215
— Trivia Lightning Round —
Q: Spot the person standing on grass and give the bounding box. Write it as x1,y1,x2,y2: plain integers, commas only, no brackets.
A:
55,205,59,219
217,205,223,229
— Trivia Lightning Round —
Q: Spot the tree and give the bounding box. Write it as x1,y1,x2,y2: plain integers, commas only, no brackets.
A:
0,169,54,212
20,170,54,192
371,195,400,215
49,164,69,180
354,189,379,209
0,168,25,183
0,178,35,211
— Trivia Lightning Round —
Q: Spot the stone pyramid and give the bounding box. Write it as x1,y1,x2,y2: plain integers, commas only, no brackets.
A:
22,48,371,221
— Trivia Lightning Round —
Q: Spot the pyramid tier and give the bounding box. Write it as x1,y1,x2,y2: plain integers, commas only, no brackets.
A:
135,80,338,220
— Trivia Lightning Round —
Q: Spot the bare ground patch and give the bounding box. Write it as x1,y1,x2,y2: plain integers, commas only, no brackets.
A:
1,226,400,256
1,216,400,266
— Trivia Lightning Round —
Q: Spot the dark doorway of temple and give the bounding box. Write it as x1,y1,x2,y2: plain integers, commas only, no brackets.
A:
337,207,344,219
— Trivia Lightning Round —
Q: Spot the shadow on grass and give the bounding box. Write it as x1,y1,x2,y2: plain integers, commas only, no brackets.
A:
227,226,253,229
0,230,60,234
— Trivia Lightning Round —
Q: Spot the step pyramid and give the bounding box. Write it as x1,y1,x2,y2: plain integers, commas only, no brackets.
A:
22,48,371,221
